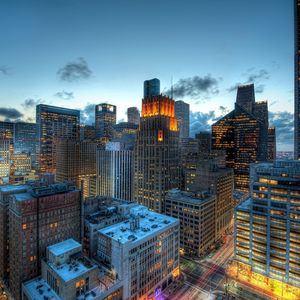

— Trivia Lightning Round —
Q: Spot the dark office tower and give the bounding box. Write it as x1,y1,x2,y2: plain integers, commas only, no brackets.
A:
295,0,300,160
175,100,190,139
143,78,160,98
134,94,180,213
253,101,269,161
212,84,270,191
14,122,37,166
36,104,80,174
127,106,140,125
268,127,276,161
96,142,133,201
236,83,255,114
95,103,116,143
7,183,81,300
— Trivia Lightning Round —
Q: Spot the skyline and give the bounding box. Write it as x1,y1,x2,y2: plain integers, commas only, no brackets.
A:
0,0,294,150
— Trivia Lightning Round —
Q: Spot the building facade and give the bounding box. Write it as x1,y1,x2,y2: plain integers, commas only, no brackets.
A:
175,100,190,139
95,103,116,143
295,0,300,160
268,127,276,161
134,94,180,213
36,104,80,174
96,142,133,201
143,78,160,98
7,183,81,299
233,161,300,297
127,107,140,125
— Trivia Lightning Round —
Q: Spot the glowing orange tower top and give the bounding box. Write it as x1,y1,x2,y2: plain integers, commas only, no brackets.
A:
141,95,178,131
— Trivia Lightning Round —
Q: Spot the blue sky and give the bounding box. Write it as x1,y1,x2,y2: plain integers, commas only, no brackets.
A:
0,0,294,150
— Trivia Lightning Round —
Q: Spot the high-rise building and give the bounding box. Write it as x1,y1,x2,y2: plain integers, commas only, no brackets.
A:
96,142,133,201
212,84,270,191
295,0,300,160
80,124,96,141
56,140,96,198
97,204,180,299
0,135,13,180
268,127,276,161
127,107,140,125
166,189,216,257
112,122,138,150
195,131,212,157
143,78,160,98
36,104,80,173
232,161,300,299
134,94,180,213
7,182,81,299
175,100,190,139
95,103,116,142
13,122,37,167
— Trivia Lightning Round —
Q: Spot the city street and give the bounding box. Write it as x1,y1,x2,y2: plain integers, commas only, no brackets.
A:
163,234,235,299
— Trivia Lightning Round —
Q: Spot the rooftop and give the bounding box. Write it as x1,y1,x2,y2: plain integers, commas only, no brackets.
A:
14,192,33,202
166,189,215,205
23,277,60,300
236,198,251,211
99,205,178,244
0,184,28,193
48,239,81,257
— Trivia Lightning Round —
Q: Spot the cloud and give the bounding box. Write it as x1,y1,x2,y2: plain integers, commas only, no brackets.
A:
0,108,23,120
81,103,96,124
269,111,294,151
22,98,42,109
166,75,220,99
54,90,74,100
0,66,10,76
227,68,270,93
190,111,221,137
57,57,92,82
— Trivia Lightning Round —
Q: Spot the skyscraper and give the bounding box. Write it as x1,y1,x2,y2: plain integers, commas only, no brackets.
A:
143,78,160,98
268,127,276,161
232,161,300,299
95,103,116,142
212,84,270,191
134,94,180,213
175,100,190,139
96,142,133,201
5,182,81,299
36,104,80,173
127,106,140,125
295,0,300,160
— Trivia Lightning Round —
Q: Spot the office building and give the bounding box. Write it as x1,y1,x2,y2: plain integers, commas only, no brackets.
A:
14,122,37,166
22,239,122,300
56,140,96,198
166,189,216,257
7,182,81,299
10,152,31,173
96,142,133,201
112,122,138,150
212,84,270,191
95,103,116,143
127,107,140,125
83,196,137,258
268,127,276,161
143,78,160,98
134,94,180,213
80,124,96,141
232,161,300,299
175,100,190,139
97,204,180,299
36,104,80,173
195,131,212,157
0,135,13,180
295,0,300,160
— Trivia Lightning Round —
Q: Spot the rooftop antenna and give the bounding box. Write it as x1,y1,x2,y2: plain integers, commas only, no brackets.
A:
171,76,173,99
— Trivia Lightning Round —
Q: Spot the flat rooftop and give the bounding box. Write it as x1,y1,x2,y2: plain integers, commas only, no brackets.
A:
48,239,81,257
236,198,251,210
14,192,32,202
0,184,28,193
23,277,60,300
166,189,215,205
48,258,95,282
99,205,178,244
